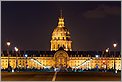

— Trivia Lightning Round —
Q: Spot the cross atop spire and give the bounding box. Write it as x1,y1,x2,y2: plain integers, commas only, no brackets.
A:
60,9,63,18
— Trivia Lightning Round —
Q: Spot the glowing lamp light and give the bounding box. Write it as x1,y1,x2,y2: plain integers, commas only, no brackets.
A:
7,41,11,46
25,54,28,57
115,70,117,73
106,48,109,52
95,55,99,58
113,43,117,48
14,47,18,52
54,68,57,72
12,69,14,72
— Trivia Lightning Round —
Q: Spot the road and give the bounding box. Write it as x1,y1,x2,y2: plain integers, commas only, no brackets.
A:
55,72,121,81
1,72,121,81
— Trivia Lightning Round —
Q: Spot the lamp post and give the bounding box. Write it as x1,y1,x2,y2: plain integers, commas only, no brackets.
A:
95,55,99,70
106,48,109,53
7,41,11,69
105,48,109,71
25,54,28,70
14,47,18,71
113,43,117,73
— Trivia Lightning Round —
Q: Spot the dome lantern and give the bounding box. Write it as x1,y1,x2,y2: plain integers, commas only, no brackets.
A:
58,10,64,27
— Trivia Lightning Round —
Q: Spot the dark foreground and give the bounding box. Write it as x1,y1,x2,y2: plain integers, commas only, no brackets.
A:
1,72,121,81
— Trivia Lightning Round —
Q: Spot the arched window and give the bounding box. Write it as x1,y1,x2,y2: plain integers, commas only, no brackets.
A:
58,44,60,48
66,37,68,40
54,45,55,48
63,45,65,48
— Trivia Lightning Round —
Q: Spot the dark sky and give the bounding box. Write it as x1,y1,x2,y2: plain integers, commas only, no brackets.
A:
1,1,121,51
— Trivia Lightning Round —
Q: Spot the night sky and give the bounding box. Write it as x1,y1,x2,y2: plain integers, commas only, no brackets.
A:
1,1,121,51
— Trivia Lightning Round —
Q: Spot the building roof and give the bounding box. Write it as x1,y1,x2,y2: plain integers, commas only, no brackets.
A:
1,50,121,57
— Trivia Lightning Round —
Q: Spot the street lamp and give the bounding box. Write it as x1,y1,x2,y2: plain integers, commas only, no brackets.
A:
105,48,109,71
106,48,109,53
14,47,19,71
113,42,117,73
25,54,28,70
15,47,19,52
95,55,99,70
6,41,11,70
7,41,11,46
113,43,117,48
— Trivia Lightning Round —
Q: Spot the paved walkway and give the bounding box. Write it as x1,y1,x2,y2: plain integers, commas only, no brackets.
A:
1,72,121,81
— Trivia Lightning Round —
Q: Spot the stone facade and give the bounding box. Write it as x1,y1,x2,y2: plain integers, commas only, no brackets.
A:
1,50,121,70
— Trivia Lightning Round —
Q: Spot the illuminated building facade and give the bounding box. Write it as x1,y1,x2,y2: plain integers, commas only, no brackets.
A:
1,11,121,70
1,50,121,70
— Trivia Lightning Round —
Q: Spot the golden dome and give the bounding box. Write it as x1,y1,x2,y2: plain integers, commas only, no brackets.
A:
52,17,71,40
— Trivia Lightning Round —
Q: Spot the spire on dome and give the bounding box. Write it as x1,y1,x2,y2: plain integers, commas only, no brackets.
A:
58,9,64,27
60,9,63,18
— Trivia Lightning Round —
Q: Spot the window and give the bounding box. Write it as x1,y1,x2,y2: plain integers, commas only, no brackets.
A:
58,37,60,40
54,45,55,48
63,45,65,48
63,37,64,40
58,44,60,48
